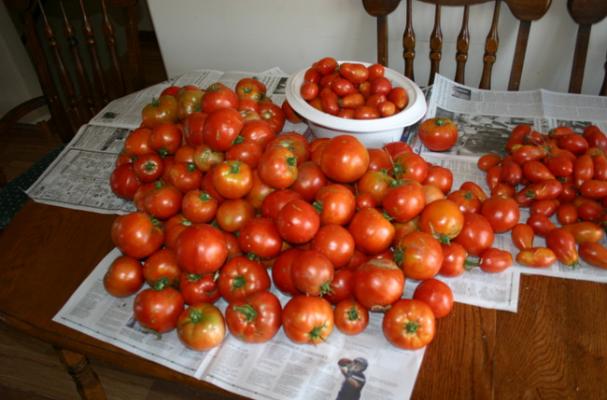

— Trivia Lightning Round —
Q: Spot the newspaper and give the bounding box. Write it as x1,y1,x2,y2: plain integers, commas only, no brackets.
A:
27,68,307,213
55,248,425,400
413,74,607,284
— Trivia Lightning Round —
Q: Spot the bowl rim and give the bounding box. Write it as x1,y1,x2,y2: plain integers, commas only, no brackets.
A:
285,60,427,133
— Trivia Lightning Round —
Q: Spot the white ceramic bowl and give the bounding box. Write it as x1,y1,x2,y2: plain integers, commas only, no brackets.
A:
285,61,427,147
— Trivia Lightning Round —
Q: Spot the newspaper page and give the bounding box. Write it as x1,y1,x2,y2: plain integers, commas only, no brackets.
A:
26,124,136,214
55,248,425,400
414,74,607,284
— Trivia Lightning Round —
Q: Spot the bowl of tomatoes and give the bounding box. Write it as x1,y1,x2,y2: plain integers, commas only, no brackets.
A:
285,59,427,147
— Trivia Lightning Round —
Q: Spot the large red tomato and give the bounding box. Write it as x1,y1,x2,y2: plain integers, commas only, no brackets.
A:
201,82,238,113
320,135,369,183
282,296,334,344
481,196,520,233
418,117,458,151
453,212,495,256
211,160,253,199
202,108,244,152
314,184,356,226
103,256,144,297
353,258,404,311
225,291,282,343
218,256,271,302
175,225,228,274
291,250,335,296
395,231,443,280
134,282,184,333
238,218,282,259
311,224,355,269
382,299,436,349
271,248,302,296
111,212,164,259
418,199,464,241
258,146,298,189
179,272,221,305
110,164,141,200
348,207,395,255
142,248,181,287
382,181,425,223
177,303,225,351
275,199,320,244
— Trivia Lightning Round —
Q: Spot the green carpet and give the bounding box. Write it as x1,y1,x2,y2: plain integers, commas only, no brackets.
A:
0,146,64,229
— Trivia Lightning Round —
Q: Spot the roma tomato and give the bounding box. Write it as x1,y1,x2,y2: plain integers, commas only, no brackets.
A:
453,212,494,256
179,272,221,305
225,291,282,343
111,212,164,259
516,247,557,268
545,228,579,266
413,278,454,318
557,203,578,225
395,231,443,280
218,256,270,303
353,258,404,311
511,223,534,250
478,248,513,273
382,299,436,350
282,295,334,345
103,256,144,297
418,117,458,152
477,153,501,171
320,135,369,183
527,213,556,237
579,242,607,269
291,250,335,296
177,303,225,351
561,221,605,243
334,299,369,336
175,225,228,274
134,282,184,333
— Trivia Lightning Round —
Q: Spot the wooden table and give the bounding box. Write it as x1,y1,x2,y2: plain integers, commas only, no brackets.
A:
1,201,606,399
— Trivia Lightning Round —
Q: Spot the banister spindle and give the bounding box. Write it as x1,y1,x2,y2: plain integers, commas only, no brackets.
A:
403,0,415,81
455,5,470,85
428,4,442,86
100,0,126,97
79,0,109,105
479,0,501,89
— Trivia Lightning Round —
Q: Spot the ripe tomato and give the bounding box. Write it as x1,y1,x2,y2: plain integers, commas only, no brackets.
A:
562,221,605,243
179,272,221,305
393,152,429,182
556,203,578,225
353,258,404,311
183,111,207,147
226,141,263,168
478,248,513,273
311,224,355,269
238,218,282,259
177,303,225,351
240,120,276,148
290,161,327,201
133,153,164,183
141,95,178,128
480,196,520,233
103,256,144,297
225,291,281,343
181,190,218,224
447,189,481,214
275,199,320,244
246,170,274,210
382,181,425,223
201,82,238,113
261,189,302,220
348,207,395,255
218,256,270,303
110,164,141,200
212,160,253,199
166,162,202,193
545,228,579,266
215,198,254,233
419,199,464,241
424,165,453,194
235,77,266,101
395,231,443,280
314,184,356,226
382,299,436,350
387,87,408,109
271,248,302,296
453,212,494,256
164,214,192,250
320,135,369,183
325,268,355,304
175,225,228,274
282,295,334,345
579,242,607,269
477,153,501,171
143,182,183,220
268,132,310,165
511,223,535,250
125,128,153,156
143,248,181,287
202,108,244,152
339,62,369,84
150,123,182,156
193,144,224,172
334,299,369,336
258,100,285,134
258,146,298,189
291,250,335,296
111,212,164,259
439,242,467,277
134,282,184,333
526,213,557,236
418,117,458,151
516,247,557,268
413,278,454,318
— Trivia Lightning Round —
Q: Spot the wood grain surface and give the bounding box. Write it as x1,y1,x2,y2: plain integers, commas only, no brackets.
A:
1,201,606,399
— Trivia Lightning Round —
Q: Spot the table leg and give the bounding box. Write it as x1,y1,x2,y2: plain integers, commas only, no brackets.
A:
56,347,108,400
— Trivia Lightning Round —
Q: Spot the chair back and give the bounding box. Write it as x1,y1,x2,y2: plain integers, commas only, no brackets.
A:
363,0,607,94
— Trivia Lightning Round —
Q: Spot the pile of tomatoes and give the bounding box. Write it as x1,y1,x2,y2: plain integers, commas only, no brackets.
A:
477,124,607,268
299,57,409,119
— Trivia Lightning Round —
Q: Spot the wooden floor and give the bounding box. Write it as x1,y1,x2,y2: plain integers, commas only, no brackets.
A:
0,31,221,400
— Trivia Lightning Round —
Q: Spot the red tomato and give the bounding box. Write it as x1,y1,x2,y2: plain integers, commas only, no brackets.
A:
325,268,355,304
181,190,218,224
387,87,409,109
395,231,443,280
268,132,310,165
212,160,253,199
561,221,605,244
447,189,482,214
453,212,494,256
271,248,302,296
125,127,153,156
424,165,453,194
478,248,513,273
382,181,425,223
202,108,244,152
110,164,141,200
339,62,369,84
177,303,225,351
225,291,282,343
276,199,320,244
141,95,178,128
334,299,369,336
291,250,335,296
413,278,454,318
103,256,144,297
290,161,327,201
215,198,254,233
134,283,184,333
150,123,182,156
522,160,555,183
238,218,282,259
382,299,436,349
556,203,578,225
477,153,502,171
357,170,394,204
193,144,224,172
353,258,404,311
235,77,266,101
143,248,181,287
175,225,228,274
367,148,393,171
246,170,275,210
258,146,298,189
179,272,221,305
418,117,459,151
143,182,183,220
393,152,429,182
226,141,263,168
111,212,164,259
320,135,369,183
516,247,557,268
579,242,607,269
164,214,192,250
439,242,467,277
218,256,270,303
314,184,356,226
311,224,355,269
383,141,412,159
419,199,464,241
183,111,207,147
511,223,535,250
240,120,276,148
166,162,202,193
480,196,520,233
545,228,579,266
201,82,238,113
348,207,395,255
133,153,164,183
282,296,334,344
261,189,303,220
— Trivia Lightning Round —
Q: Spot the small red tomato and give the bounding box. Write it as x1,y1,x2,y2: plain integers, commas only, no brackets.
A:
413,278,454,318
103,256,144,297
418,117,458,151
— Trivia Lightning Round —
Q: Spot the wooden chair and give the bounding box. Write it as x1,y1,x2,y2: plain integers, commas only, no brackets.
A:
2,0,145,142
363,0,607,94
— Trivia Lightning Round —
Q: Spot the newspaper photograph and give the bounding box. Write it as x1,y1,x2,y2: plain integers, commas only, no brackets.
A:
55,248,425,400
